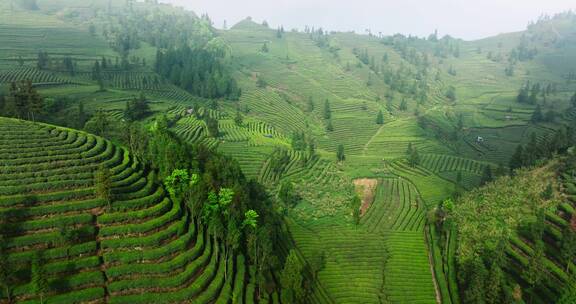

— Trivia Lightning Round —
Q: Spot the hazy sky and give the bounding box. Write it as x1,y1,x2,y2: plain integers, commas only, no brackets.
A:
162,0,575,40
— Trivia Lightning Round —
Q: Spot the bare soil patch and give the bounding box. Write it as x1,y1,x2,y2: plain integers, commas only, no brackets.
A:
353,178,378,216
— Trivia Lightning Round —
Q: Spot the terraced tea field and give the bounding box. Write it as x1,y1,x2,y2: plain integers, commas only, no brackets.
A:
0,118,254,303
1,1,576,303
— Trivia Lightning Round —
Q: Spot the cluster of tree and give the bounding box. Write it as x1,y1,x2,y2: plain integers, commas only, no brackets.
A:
383,66,429,102
260,42,269,53
91,56,143,85
437,161,576,304
124,93,151,121
276,26,285,39
487,51,505,63
155,46,241,100
509,37,538,62
530,104,557,123
84,109,111,137
204,116,219,137
353,48,370,65
517,81,558,104
291,131,312,152
89,3,238,98
113,117,297,299
0,80,44,121
36,51,49,69
391,39,432,69
457,240,523,304
453,153,576,303
278,181,300,208
308,28,330,48
509,128,575,172
381,31,457,58
35,51,78,75
256,75,267,88
445,86,457,102
359,39,431,104
105,7,214,51
269,148,290,174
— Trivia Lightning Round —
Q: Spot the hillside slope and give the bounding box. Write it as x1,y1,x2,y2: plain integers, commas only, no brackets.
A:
450,153,576,303
1,2,576,303
0,117,253,303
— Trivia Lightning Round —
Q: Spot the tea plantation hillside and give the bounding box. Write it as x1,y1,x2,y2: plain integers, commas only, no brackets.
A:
1,0,576,303
0,117,261,304
448,152,576,303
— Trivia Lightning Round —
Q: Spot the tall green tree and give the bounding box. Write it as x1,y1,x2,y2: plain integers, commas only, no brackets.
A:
517,84,529,103
307,96,314,112
399,99,408,111
336,144,345,162
485,263,505,304
350,195,361,226
8,80,43,121
124,93,151,121
261,42,269,53
531,105,543,123
323,99,331,120
523,240,545,302
205,116,219,137
509,145,525,172
85,109,110,136
234,111,243,126
461,257,487,304
326,119,334,132
480,166,493,186
376,110,384,124
279,180,299,207
164,169,198,200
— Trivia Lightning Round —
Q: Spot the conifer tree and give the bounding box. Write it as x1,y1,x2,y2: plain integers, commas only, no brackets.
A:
480,166,493,186
531,104,543,122
326,119,333,132
376,110,384,124
337,144,345,162
509,145,525,172
323,99,331,119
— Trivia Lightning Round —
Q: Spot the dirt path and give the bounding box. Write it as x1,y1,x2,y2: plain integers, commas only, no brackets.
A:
425,227,443,304
362,124,386,155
